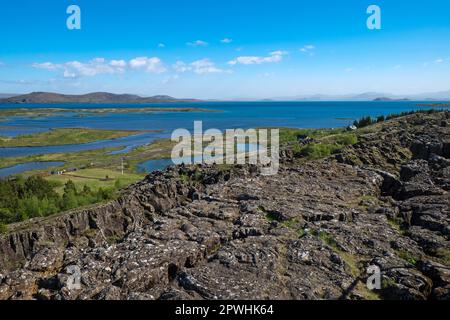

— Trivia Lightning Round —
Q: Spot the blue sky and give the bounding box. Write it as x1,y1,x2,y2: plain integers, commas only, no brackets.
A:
0,0,450,99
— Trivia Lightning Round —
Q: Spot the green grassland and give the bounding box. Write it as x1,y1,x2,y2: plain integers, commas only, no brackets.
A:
279,127,349,145
46,168,144,194
278,127,359,160
0,128,146,147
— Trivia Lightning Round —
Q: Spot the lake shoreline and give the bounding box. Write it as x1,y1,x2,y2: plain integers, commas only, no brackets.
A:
0,106,221,119
0,127,163,148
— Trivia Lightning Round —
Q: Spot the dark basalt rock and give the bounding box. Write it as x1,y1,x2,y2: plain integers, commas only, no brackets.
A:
0,111,448,300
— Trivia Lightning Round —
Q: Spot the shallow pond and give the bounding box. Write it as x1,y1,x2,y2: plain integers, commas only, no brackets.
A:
0,161,65,178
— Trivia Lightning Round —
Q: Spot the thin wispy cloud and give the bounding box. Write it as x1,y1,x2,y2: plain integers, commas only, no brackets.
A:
173,61,191,73
228,51,288,66
423,57,449,67
221,38,233,44
110,60,127,68
173,59,229,74
260,72,274,78
191,59,226,74
300,44,316,56
32,62,59,70
187,40,209,47
162,74,180,84
158,43,166,48
0,78,57,85
301,45,315,51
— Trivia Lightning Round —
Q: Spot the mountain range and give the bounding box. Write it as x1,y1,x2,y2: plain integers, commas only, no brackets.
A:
1,90,450,103
0,92,200,104
268,90,450,101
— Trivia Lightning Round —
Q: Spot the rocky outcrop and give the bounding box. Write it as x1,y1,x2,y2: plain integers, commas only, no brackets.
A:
0,111,448,300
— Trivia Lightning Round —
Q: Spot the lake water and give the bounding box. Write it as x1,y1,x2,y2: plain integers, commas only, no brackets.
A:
0,161,65,178
0,101,445,160
137,158,174,173
137,143,259,173
0,132,166,158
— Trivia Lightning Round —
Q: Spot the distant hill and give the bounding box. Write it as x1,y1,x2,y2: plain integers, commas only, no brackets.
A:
0,93,19,99
269,90,450,101
373,97,410,101
0,92,201,104
270,92,391,101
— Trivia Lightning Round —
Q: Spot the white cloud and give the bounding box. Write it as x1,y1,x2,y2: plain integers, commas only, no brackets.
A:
129,57,166,73
173,59,229,74
129,57,149,68
64,58,126,77
423,57,449,67
63,70,77,78
228,51,288,66
158,43,166,48
32,62,59,70
270,50,288,56
110,60,127,68
191,59,225,74
33,57,165,78
173,61,191,73
187,40,209,47
221,38,233,44
300,45,316,56
33,59,125,78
